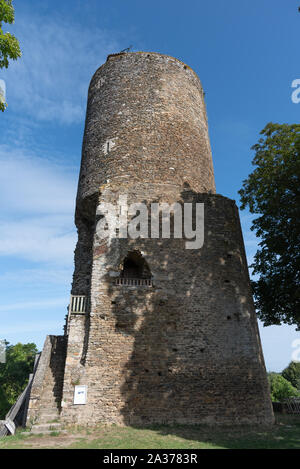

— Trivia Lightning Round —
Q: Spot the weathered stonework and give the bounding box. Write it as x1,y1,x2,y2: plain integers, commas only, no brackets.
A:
26,335,66,425
27,52,274,428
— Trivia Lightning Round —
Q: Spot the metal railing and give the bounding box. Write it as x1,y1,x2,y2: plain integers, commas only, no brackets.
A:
114,278,153,286
283,397,300,414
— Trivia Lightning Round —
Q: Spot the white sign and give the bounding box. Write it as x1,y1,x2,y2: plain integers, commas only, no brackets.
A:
74,385,87,405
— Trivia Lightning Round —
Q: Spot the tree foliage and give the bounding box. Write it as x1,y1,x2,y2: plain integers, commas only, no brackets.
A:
0,0,21,111
0,342,38,419
268,372,300,402
239,123,300,329
282,361,300,390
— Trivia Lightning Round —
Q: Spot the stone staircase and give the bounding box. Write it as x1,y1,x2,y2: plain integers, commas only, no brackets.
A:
28,336,67,434
30,406,61,434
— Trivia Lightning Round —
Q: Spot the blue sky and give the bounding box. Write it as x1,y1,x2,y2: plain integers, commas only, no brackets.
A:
0,0,299,372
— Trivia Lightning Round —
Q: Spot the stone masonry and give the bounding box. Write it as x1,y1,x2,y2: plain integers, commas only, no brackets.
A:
26,52,274,428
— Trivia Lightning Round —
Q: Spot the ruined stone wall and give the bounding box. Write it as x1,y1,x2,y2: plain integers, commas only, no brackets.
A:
51,52,273,427
26,335,66,426
71,213,95,296
60,190,274,426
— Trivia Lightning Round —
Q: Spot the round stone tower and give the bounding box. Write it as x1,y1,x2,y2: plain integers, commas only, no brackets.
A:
77,52,215,207
28,52,274,428
72,52,217,297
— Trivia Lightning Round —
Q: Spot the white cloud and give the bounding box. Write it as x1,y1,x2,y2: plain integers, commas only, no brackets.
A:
2,13,120,124
258,320,300,372
0,144,77,215
0,267,72,286
0,298,68,313
0,319,63,335
0,215,76,264
0,144,77,265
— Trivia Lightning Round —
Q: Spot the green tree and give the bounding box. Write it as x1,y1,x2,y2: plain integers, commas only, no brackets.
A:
282,361,300,390
239,123,300,330
268,372,300,402
0,0,21,111
0,342,38,418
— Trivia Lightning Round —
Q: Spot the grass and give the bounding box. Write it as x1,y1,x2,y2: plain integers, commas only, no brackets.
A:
49,431,61,437
0,413,299,449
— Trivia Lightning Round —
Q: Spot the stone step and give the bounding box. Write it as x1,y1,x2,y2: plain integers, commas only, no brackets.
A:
35,409,61,418
38,398,60,404
36,407,60,413
39,397,60,402
26,429,67,436
36,407,60,414
38,421,60,425
30,423,62,434
38,395,58,400
38,415,61,423
39,411,60,417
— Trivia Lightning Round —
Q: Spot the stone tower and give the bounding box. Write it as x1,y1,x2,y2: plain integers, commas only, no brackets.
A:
26,52,274,428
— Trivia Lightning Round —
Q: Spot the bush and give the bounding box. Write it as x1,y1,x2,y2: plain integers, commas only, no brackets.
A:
0,342,38,418
282,361,300,390
268,372,300,402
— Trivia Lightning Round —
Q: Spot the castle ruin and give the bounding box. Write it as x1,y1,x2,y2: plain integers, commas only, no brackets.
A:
26,52,274,429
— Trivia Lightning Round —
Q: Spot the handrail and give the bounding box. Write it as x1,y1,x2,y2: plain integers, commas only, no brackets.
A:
69,295,89,314
115,278,153,286
0,353,40,437
0,373,34,437
283,397,300,414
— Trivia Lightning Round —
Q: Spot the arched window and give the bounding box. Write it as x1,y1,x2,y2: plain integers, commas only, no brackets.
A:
120,251,152,279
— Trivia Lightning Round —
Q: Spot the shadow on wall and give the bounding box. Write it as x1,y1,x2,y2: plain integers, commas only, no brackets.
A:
104,184,270,426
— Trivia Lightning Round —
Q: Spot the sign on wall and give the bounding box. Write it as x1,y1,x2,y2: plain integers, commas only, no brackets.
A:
74,385,87,405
